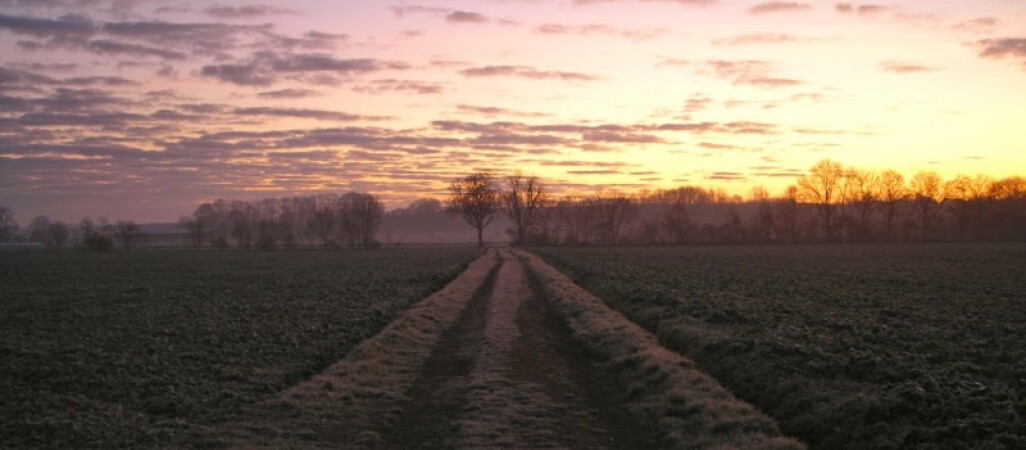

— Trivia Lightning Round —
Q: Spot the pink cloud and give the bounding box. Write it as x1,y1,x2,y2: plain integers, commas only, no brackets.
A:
879,61,938,74
748,2,812,15
835,3,888,16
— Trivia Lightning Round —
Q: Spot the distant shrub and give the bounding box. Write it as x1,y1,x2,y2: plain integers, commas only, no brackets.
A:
83,235,114,252
256,236,277,251
210,237,230,251
282,234,299,250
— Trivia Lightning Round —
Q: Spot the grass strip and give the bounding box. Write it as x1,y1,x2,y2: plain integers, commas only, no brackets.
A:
517,249,805,450
217,249,500,448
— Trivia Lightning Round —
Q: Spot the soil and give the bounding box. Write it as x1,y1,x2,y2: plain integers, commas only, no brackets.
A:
383,249,657,449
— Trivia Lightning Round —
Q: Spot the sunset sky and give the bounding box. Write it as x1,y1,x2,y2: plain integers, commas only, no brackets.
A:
1,0,1024,223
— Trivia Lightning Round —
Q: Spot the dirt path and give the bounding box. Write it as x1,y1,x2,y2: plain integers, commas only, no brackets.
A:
221,248,799,448
384,249,655,449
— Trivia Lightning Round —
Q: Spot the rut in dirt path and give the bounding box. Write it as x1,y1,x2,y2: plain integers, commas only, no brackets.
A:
384,250,656,449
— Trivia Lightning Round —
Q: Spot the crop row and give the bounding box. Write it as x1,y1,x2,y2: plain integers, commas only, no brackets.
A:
0,247,481,448
534,243,1026,449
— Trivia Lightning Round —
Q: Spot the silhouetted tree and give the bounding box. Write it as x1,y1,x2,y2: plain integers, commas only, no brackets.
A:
878,170,906,241
910,170,943,241
406,198,443,215
632,220,662,245
339,192,384,248
988,176,1026,240
278,206,299,249
228,207,254,249
255,218,277,251
798,159,845,242
593,193,637,245
27,215,53,246
447,171,499,247
211,237,230,250
662,200,694,245
748,186,775,243
718,207,744,244
179,216,204,249
307,207,337,248
944,174,992,241
79,216,95,238
115,220,140,250
847,169,880,242
553,197,587,245
49,221,69,248
503,172,548,245
775,185,802,243
79,216,113,252
0,207,18,243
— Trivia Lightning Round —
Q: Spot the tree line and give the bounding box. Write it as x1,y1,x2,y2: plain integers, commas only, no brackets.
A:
0,192,384,251
446,161,1026,245
178,192,384,250
1,159,1023,249
0,208,141,251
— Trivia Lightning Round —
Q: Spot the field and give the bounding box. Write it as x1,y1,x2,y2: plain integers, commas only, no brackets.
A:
534,244,1026,449
0,247,481,448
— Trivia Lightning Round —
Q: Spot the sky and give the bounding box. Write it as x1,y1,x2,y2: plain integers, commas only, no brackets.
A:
0,0,1024,223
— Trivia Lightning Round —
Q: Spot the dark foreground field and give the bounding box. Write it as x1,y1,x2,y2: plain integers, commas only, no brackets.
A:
0,248,481,448
535,243,1026,449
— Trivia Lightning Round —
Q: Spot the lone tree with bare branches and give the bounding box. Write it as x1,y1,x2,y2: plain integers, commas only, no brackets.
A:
503,172,548,245
339,192,384,248
115,220,140,250
878,170,906,241
910,170,943,241
0,207,18,243
448,171,499,247
798,159,845,242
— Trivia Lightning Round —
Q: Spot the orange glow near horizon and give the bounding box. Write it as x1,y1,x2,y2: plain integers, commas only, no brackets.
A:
0,1,1024,222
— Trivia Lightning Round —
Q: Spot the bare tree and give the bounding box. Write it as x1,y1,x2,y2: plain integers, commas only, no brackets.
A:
877,170,906,241
307,207,337,248
748,186,775,243
406,198,443,215
447,171,499,247
550,197,580,245
115,220,140,250
988,176,1026,240
49,221,69,248
846,169,880,242
593,193,637,245
662,199,694,245
944,174,993,240
228,206,254,249
179,216,204,249
798,159,845,241
718,207,744,244
28,215,53,245
910,170,943,241
0,207,18,243
278,205,299,249
530,203,558,245
989,176,1026,200
339,192,384,248
80,216,113,251
775,185,802,243
255,218,278,251
503,172,548,245
179,203,218,249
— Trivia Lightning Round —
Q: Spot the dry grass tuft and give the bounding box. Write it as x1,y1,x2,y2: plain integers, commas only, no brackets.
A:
516,250,805,449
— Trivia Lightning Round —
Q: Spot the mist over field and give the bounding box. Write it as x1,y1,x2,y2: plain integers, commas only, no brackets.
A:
2,0,1025,448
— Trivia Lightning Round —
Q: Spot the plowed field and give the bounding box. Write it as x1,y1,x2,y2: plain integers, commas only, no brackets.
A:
535,243,1026,449
0,248,481,448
